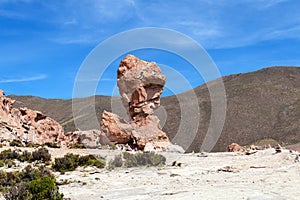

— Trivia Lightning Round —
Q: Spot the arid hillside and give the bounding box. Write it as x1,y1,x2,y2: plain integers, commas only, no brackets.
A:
10,66,300,152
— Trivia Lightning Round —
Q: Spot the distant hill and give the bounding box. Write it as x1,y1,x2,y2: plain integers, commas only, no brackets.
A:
9,66,300,152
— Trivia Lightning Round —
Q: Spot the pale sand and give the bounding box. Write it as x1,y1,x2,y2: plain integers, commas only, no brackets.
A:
0,148,299,199
56,149,300,200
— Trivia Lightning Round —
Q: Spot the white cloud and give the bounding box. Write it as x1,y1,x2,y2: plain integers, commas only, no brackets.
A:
0,74,47,83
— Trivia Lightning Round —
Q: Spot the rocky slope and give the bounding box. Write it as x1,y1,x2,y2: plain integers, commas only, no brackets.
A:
9,66,300,152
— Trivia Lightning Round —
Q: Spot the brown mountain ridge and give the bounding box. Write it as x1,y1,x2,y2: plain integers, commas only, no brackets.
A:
9,66,300,152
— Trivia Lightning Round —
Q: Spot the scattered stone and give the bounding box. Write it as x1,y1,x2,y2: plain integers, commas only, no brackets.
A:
275,144,282,154
245,149,258,155
75,129,103,149
249,166,267,169
171,161,182,167
197,152,208,157
250,144,264,150
170,173,181,177
217,166,239,173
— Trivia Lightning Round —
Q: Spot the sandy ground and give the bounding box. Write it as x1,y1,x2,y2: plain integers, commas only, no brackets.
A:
1,147,300,200
57,149,300,200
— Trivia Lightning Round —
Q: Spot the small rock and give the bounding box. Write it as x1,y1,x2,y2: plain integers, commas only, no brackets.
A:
227,143,244,152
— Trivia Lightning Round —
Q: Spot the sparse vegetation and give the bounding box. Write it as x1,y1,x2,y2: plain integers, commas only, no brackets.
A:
107,154,123,170
4,181,31,200
0,164,62,200
29,176,64,200
32,147,51,162
25,143,39,148
123,152,166,168
9,140,23,147
69,143,86,149
43,142,60,148
0,147,51,163
52,153,105,173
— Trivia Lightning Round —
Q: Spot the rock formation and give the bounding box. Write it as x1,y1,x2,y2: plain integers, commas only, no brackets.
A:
0,55,179,151
0,90,66,146
227,143,244,152
101,55,172,150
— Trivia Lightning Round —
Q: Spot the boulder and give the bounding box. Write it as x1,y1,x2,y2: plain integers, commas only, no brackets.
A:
101,111,132,144
75,129,103,149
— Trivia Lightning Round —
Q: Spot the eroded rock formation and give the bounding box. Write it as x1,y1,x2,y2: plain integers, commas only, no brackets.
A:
0,90,66,146
101,55,172,150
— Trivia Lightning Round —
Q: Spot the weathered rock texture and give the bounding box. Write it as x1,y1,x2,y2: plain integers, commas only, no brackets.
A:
0,90,66,146
101,55,171,150
227,143,244,152
0,90,106,148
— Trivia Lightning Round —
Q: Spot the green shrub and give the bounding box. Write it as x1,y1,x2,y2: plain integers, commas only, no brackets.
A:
78,154,106,168
32,147,51,162
4,159,15,168
1,165,62,200
21,165,53,182
108,155,123,170
0,149,20,160
25,143,39,148
123,152,166,168
85,158,106,168
9,140,23,147
0,147,51,163
29,176,63,200
109,144,117,150
0,171,21,188
53,153,105,173
52,153,79,173
69,143,86,149
3,182,31,200
20,150,33,162
0,160,4,167
43,142,60,148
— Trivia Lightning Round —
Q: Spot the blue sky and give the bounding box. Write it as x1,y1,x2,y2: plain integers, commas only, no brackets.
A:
0,0,300,99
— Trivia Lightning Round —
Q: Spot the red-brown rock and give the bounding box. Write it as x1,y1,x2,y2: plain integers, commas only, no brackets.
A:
101,111,132,144
227,143,244,152
0,90,66,146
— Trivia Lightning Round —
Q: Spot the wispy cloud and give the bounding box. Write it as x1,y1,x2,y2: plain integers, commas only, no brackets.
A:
0,74,47,83
265,25,300,40
41,0,297,48
2,0,299,49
